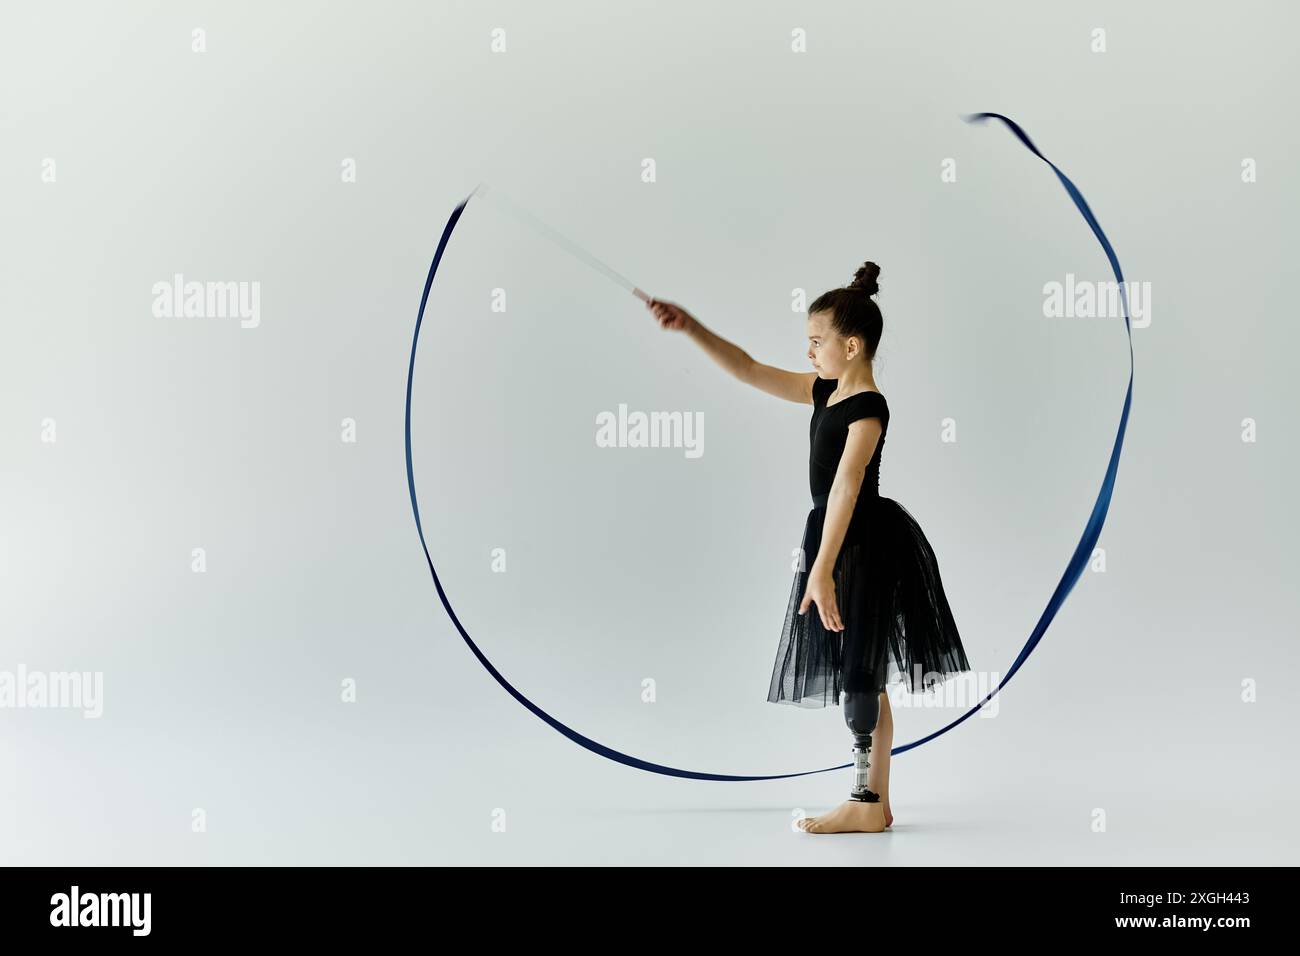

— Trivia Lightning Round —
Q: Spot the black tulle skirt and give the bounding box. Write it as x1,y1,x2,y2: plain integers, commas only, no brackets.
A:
767,496,972,707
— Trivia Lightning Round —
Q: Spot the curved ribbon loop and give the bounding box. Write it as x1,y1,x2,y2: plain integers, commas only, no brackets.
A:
405,111,1134,777
890,113,1135,754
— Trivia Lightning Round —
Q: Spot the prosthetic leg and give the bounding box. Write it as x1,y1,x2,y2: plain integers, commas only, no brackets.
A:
842,687,888,831
843,689,881,803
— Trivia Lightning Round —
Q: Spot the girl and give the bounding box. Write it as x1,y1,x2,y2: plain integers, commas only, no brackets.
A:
646,261,972,834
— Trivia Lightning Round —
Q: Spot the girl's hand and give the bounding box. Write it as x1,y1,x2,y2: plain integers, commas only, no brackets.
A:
799,569,844,632
645,297,696,333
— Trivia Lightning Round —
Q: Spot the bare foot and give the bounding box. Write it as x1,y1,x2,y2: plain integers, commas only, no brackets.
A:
797,799,888,833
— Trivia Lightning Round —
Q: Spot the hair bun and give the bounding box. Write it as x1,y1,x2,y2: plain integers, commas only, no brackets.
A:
849,261,880,296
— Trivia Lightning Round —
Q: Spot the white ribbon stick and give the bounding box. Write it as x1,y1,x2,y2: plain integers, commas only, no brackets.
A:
470,182,650,302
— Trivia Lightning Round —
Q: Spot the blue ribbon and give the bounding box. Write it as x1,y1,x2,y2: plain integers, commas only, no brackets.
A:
405,111,1133,779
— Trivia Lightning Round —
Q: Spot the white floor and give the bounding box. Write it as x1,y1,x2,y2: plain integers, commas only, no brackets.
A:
4,691,1293,866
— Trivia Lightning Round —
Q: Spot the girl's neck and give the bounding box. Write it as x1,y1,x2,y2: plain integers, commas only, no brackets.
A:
833,370,878,394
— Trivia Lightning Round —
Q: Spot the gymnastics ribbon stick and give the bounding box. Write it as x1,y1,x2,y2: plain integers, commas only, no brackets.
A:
471,182,651,302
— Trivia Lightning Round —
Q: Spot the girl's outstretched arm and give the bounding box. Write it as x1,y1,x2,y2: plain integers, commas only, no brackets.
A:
645,297,817,404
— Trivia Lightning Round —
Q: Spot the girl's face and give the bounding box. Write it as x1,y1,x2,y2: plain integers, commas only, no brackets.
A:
806,310,861,378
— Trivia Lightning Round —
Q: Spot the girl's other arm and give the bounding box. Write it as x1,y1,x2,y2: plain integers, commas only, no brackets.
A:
800,418,882,630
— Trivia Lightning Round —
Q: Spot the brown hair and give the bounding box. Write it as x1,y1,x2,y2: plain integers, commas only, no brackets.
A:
809,261,883,360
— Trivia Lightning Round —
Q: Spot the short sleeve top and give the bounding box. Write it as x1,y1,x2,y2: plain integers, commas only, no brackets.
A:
809,376,889,500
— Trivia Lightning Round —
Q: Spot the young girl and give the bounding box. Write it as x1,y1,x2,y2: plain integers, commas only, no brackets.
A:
646,261,972,834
